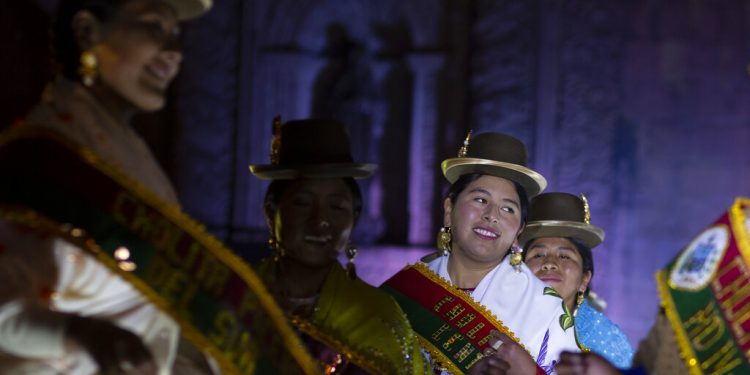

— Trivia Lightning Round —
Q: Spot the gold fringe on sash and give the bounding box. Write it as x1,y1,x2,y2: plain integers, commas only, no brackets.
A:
0,129,319,375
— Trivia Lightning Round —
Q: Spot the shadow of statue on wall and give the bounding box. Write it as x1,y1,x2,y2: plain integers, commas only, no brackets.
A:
311,23,382,244
311,22,415,245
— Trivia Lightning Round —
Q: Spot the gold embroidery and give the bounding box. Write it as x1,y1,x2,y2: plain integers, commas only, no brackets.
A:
0,129,319,375
409,263,527,352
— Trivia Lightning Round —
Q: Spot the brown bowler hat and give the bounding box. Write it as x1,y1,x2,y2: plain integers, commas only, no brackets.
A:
166,0,212,20
441,132,547,197
249,118,376,180
519,192,605,248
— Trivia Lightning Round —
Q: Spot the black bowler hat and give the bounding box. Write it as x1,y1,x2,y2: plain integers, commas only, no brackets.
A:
519,192,605,248
249,118,376,180
441,132,547,197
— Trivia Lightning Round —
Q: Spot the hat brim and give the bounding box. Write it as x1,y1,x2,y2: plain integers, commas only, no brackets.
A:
249,163,376,180
442,157,547,197
519,220,605,249
166,0,212,20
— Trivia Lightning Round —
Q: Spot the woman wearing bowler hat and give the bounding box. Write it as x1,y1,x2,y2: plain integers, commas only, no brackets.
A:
0,0,213,374
250,118,428,374
382,132,579,374
521,192,634,369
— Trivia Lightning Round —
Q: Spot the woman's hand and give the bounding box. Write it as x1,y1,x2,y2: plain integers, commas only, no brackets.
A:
466,330,538,375
490,330,538,375
65,315,157,375
555,351,620,375
466,353,510,375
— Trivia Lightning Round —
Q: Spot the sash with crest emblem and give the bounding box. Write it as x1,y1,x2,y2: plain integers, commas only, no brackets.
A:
0,129,318,375
657,197,750,375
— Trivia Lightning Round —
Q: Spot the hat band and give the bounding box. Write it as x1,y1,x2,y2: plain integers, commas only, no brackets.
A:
523,220,605,244
442,157,547,188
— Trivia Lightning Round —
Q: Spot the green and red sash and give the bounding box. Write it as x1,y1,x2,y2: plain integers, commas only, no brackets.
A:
381,263,524,374
657,197,750,375
0,129,318,375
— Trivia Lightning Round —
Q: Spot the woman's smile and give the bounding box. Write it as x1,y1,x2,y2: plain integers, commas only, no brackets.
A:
144,59,178,89
303,233,333,245
473,226,499,240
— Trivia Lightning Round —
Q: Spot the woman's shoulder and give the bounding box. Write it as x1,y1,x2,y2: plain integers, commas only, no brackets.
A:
575,300,627,336
575,300,634,368
318,265,426,373
336,267,407,317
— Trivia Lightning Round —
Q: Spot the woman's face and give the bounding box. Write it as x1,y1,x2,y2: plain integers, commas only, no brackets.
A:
90,0,182,111
444,175,524,264
525,237,592,310
269,179,355,268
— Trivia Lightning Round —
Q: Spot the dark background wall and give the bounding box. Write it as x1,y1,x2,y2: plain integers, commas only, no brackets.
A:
7,0,750,347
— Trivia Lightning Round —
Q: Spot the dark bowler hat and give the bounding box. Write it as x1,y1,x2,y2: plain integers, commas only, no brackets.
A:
249,118,376,180
519,192,605,248
441,132,547,197
58,0,211,21
166,0,212,20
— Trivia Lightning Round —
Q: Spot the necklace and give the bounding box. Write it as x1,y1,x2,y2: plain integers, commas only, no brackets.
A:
284,293,321,316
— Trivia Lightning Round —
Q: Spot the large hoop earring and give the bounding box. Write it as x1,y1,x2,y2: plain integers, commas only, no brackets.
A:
346,244,358,280
437,226,452,256
79,50,98,87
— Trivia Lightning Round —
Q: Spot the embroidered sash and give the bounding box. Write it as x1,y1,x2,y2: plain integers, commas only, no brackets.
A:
381,263,524,374
656,197,750,375
0,129,318,375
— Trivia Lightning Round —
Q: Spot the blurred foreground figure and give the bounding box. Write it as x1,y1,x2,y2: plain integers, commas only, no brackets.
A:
556,197,750,375
0,1,318,374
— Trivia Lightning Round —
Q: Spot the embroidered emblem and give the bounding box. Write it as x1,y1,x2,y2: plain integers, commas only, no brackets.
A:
669,225,729,291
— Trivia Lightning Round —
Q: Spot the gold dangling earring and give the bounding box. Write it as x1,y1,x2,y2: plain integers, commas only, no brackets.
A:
346,244,358,280
437,226,452,256
509,244,523,272
574,291,585,317
268,235,284,262
79,50,98,87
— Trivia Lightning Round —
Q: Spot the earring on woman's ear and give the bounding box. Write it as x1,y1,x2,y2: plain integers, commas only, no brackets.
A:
79,50,98,87
574,291,585,317
509,244,523,273
437,226,452,256
346,244,358,280
268,235,284,262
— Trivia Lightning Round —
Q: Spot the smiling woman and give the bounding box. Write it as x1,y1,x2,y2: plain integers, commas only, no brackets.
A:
56,0,189,113
520,192,634,369
250,118,429,374
0,0,212,374
382,132,580,375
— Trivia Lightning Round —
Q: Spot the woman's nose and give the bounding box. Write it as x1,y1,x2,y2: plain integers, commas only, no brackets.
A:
162,31,182,53
161,50,183,65
310,205,328,225
483,207,498,223
541,261,558,270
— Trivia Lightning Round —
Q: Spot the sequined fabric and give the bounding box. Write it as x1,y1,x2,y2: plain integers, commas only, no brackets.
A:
257,259,430,374
575,299,634,368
